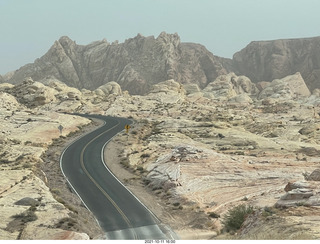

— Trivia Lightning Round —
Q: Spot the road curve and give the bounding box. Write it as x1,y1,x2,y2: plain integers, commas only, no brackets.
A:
60,114,177,240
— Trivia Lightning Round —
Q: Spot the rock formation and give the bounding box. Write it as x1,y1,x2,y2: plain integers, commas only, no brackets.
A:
3,34,320,94
275,178,320,208
202,73,259,103
233,36,320,91
3,34,320,239
6,33,229,95
257,72,311,100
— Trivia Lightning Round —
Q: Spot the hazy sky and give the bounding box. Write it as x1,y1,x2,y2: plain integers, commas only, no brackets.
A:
1,0,320,75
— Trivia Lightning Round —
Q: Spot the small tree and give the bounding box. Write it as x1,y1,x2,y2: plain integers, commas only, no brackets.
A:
222,204,254,232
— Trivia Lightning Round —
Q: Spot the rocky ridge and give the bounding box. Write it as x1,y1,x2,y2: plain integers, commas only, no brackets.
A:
3,34,320,95
2,72,320,239
233,36,320,91
5,33,228,95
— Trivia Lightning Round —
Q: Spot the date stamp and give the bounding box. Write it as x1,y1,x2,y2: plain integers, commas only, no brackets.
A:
145,240,176,244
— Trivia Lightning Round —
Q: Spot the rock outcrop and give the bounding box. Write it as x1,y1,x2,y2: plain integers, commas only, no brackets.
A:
233,36,320,91
4,34,320,94
275,178,320,208
202,73,259,102
0,91,98,239
6,33,229,95
257,72,311,100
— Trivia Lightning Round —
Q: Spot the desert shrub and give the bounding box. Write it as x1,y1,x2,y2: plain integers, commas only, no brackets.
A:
22,162,32,169
172,202,180,207
261,206,275,217
222,204,254,232
51,188,61,195
208,212,220,218
56,217,77,229
140,153,150,158
12,207,37,223
136,166,145,172
120,158,130,168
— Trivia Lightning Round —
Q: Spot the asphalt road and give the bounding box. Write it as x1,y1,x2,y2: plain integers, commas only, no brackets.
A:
60,114,177,240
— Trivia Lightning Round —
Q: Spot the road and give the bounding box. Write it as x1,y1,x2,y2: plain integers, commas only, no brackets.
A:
60,114,177,240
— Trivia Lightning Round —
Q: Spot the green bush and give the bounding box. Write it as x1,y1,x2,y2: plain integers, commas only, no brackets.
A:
222,204,254,232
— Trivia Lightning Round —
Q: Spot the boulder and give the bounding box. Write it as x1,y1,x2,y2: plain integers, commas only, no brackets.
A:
284,181,310,192
307,169,320,181
280,188,313,200
95,81,122,96
258,73,311,100
6,77,58,107
298,124,320,135
15,197,40,206
146,79,186,103
276,180,320,208
258,79,293,100
202,73,258,101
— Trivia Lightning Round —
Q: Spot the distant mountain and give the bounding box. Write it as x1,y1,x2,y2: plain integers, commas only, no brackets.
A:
233,36,320,91
6,32,229,95
4,34,320,94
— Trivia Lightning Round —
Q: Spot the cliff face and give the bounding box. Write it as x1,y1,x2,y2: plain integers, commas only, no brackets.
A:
7,32,229,95
233,36,320,91
6,34,320,94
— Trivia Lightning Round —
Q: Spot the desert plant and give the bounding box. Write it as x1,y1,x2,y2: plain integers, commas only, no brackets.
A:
222,204,254,232
208,212,220,218
12,207,37,223
140,153,150,158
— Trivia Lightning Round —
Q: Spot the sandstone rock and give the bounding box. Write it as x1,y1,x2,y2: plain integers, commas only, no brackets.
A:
280,188,313,200
258,78,294,100
202,73,258,101
276,180,320,208
183,83,201,95
0,82,14,92
146,79,185,103
228,93,253,104
307,169,320,181
282,72,311,97
284,181,310,192
257,73,310,101
0,92,22,110
7,33,229,95
5,77,58,107
41,78,82,100
298,124,320,135
313,89,320,96
95,81,122,96
233,36,320,91
15,197,40,206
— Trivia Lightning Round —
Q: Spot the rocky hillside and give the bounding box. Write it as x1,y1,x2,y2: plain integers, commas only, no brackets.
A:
233,36,320,91
2,72,320,239
3,34,320,94
5,32,228,94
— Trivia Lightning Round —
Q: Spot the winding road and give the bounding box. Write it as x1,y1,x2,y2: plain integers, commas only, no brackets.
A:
60,114,177,240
